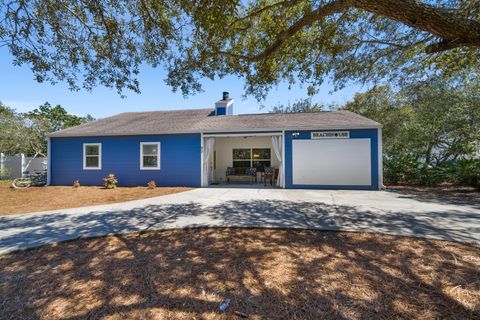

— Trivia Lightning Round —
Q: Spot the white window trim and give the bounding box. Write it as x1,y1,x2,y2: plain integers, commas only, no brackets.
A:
140,142,161,170
83,143,102,170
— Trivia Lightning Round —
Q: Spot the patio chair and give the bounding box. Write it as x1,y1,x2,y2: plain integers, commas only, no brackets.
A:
245,167,257,184
263,167,275,186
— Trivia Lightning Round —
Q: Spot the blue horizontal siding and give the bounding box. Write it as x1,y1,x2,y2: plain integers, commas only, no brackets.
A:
284,129,379,190
50,134,201,187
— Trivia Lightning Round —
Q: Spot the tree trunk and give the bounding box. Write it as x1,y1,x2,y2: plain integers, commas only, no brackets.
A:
353,0,480,52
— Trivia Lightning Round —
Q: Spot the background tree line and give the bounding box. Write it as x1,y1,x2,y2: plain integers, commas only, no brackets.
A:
271,76,480,188
1,76,478,188
0,102,94,157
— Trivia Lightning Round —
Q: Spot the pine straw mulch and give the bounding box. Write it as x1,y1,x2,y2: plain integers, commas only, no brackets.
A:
0,180,191,216
386,185,480,203
0,228,479,320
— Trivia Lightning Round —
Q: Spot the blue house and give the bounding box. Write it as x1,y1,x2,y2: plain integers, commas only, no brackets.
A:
48,92,383,190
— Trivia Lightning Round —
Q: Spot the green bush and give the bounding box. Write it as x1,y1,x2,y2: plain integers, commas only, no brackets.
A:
449,159,480,189
384,156,480,188
384,153,420,185
0,167,11,180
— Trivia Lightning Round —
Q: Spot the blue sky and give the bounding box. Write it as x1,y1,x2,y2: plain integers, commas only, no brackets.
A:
0,46,365,118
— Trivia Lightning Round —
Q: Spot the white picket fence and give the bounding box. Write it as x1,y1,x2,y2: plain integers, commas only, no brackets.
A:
0,153,48,179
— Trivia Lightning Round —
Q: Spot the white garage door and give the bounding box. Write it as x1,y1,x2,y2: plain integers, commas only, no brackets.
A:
292,139,371,186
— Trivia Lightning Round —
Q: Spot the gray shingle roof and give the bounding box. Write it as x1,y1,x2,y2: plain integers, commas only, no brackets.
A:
48,108,381,137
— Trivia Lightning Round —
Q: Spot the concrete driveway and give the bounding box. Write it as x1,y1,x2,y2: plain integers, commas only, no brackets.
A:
0,188,479,255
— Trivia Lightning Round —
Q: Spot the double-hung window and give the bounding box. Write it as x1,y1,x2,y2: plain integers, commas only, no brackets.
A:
83,143,101,170
140,142,160,170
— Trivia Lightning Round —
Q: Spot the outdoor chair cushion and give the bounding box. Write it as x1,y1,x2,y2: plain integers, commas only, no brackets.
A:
226,167,257,184
226,167,256,176
245,167,257,176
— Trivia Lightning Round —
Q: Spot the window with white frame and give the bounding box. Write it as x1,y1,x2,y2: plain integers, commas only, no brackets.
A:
140,142,160,170
83,143,101,170
232,148,271,171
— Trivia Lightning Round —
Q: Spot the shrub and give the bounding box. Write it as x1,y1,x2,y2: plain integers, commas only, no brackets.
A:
147,180,156,189
73,180,80,188
103,174,118,189
384,154,480,188
449,159,480,189
0,167,11,180
383,153,419,185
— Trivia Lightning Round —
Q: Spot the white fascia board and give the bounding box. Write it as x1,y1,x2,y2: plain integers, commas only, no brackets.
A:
49,125,383,138
203,132,283,138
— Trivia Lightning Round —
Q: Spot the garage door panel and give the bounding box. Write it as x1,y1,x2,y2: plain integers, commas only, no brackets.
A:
292,139,371,186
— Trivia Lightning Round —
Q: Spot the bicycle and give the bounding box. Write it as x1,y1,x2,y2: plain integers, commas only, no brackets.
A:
11,170,47,189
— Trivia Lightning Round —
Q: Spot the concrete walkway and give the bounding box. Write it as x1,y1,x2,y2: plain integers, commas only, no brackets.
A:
1,188,479,254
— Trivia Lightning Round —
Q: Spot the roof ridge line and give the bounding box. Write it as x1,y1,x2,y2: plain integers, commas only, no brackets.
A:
121,108,214,114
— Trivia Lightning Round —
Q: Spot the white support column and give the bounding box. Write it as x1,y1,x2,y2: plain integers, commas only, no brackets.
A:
47,137,51,186
378,128,384,189
200,133,204,187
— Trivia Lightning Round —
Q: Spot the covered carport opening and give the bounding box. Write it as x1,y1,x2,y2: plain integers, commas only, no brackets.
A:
201,132,285,188
285,129,381,190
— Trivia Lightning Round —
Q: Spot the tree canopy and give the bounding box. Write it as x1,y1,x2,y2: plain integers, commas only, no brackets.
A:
265,75,479,187
0,102,94,156
1,0,479,99
343,76,480,186
27,102,95,132
268,98,333,113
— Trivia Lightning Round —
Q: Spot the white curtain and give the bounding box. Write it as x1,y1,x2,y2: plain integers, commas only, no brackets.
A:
272,136,283,187
202,137,215,187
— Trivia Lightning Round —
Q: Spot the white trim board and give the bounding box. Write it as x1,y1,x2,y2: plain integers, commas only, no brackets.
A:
140,142,161,170
200,133,205,186
83,143,102,170
203,132,283,138
48,125,382,138
47,137,51,185
281,131,286,188
378,128,384,188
